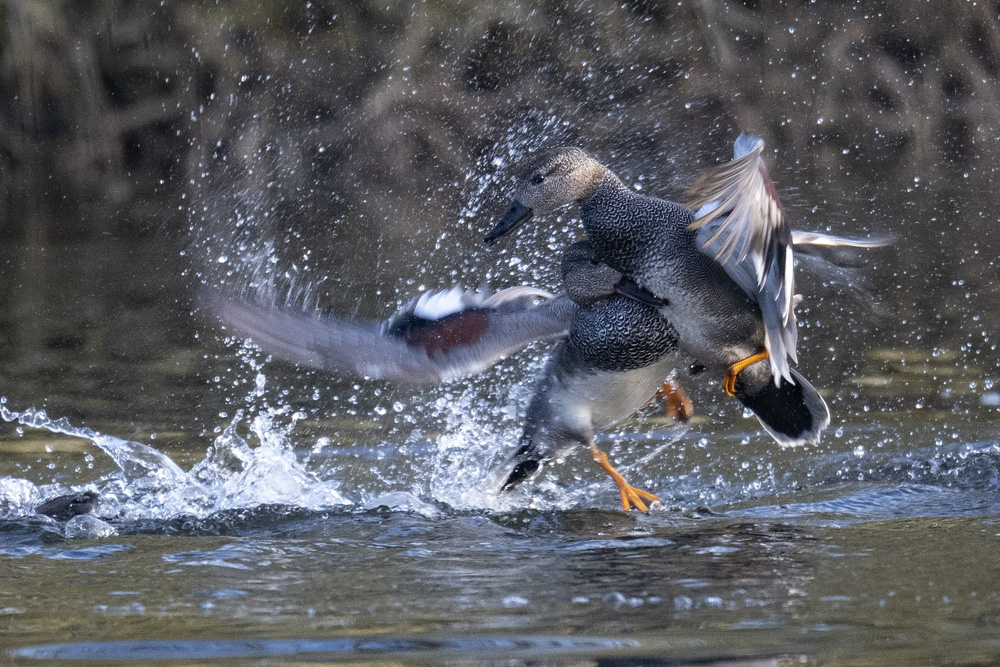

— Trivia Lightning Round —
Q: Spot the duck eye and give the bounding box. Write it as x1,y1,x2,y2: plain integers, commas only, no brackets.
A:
530,174,545,185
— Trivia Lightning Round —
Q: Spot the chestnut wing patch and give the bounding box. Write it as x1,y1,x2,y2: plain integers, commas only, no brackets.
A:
386,310,492,357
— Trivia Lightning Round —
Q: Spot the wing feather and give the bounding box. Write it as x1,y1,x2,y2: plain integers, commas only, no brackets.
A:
687,134,795,384
203,287,574,384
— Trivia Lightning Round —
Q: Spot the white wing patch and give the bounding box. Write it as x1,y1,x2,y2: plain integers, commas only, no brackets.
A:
412,287,481,320
410,286,554,320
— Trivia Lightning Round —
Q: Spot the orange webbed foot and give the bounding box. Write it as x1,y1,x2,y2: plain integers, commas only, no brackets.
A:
661,377,693,423
722,349,769,396
644,377,694,424
589,445,661,512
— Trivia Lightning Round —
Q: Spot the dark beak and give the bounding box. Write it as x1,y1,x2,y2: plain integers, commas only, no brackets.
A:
484,200,533,245
615,278,668,308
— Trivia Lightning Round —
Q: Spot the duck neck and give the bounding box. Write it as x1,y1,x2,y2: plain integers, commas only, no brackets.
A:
578,172,645,262
570,159,612,202
580,172,635,221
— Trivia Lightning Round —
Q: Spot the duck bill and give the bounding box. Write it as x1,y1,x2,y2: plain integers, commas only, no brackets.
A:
484,200,533,244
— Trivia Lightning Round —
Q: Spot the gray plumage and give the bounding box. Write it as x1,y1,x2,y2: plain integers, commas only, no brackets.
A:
204,286,574,385
486,138,869,447
500,240,678,492
561,241,676,373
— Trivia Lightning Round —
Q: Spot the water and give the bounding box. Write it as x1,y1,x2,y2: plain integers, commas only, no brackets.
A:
1,323,999,666
4,4,1000,661
2,174,999,663
2,162,1000,665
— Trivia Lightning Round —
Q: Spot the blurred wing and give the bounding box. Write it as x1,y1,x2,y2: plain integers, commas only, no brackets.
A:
204,287,575,384
687,134,795,384
792,231,894,281
791,230,894,249
793,231,894,317
687,134,789,274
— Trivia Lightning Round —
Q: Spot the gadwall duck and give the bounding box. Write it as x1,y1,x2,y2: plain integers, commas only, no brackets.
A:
498,239,682,510
486,135,881,447
206,240,690,511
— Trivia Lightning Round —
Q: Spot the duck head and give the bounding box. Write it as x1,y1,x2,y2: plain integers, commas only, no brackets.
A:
485,147,607,244
561,240,668,309
561,240,621,307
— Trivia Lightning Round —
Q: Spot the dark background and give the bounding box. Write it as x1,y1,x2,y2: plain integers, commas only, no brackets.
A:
0,0,997,429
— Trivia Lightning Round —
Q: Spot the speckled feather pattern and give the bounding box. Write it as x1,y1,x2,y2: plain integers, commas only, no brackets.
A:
581,174,763,368
499,240,681,487
566,298,676,373
492,145,831,449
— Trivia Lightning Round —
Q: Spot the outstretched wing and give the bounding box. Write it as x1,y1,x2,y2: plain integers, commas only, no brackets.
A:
793,230,895,316
790,231,891,248
687,134,795,384
203,286,575,384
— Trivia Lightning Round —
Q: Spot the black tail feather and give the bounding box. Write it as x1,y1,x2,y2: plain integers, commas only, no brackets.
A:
499,441,545,492
735,366,830,446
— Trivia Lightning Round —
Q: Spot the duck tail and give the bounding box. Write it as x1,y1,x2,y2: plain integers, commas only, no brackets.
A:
498,438,546,492
734,365,830,446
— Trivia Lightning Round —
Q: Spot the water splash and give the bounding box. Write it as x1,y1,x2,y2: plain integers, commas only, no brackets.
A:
0,396,349,524
0,344,548,525
0,398,186,486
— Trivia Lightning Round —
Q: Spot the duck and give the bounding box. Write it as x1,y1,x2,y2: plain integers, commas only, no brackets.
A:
498,239,682,511
485,135,883,447
205,240,691,511
35,490,100,521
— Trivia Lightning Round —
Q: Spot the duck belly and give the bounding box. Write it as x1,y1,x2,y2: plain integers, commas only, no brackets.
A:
578,356,677,432
656,289,762,374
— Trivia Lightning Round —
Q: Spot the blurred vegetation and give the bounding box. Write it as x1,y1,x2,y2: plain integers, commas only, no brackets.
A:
1,0,998,243
0,0,999,427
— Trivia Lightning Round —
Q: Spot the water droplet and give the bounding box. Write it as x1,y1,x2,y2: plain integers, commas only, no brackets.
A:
502,595,529,608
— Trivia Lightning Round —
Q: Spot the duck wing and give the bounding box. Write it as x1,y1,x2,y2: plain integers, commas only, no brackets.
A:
687,133,795,384
203,286,574,384
792,230,894,316
791,231,893,249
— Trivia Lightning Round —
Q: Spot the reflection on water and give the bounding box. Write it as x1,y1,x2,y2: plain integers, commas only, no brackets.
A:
13,635,646,662
2,476,999,664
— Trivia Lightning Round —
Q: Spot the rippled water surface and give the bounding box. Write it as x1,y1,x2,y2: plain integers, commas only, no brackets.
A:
1,277,999,667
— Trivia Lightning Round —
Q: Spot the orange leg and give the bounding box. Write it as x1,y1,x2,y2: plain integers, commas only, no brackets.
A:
589,445,660,512
643,378,694,424
722,349,769,397
660,378,693,423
